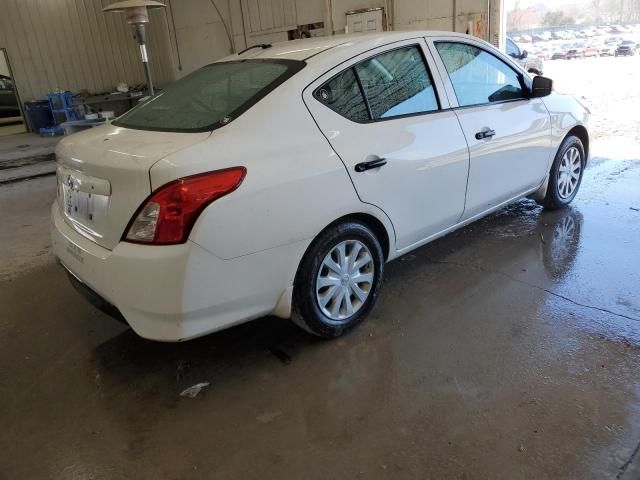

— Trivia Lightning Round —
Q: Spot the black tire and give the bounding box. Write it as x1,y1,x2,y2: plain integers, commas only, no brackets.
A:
539,135,586,210
291,221,384,338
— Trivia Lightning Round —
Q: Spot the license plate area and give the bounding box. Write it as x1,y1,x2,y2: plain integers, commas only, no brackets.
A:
59,171,110,238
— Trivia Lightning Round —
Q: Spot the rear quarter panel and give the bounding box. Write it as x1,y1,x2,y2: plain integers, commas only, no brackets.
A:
149,80,395,261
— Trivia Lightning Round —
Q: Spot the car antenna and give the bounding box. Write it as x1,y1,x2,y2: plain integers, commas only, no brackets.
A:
238,44,272,55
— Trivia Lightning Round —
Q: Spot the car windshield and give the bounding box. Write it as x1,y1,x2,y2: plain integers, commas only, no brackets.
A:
114,59,304,132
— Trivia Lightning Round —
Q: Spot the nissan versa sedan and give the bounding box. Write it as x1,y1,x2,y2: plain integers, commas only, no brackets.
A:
52,32,590,341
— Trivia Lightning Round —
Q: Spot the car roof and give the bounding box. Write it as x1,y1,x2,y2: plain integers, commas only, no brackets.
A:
224,31,474,63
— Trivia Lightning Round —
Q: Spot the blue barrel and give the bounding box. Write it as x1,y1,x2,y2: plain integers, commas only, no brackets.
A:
23,100,54,132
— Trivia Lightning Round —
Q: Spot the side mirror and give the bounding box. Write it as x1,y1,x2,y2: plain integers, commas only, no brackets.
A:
530,76,553,98
521,49,529,59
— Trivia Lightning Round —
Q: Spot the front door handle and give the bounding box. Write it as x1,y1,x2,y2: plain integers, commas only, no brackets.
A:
475,129,496,140
355,157,387,172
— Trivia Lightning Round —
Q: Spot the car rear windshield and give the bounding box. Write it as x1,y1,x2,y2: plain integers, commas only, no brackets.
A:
113,59,305,133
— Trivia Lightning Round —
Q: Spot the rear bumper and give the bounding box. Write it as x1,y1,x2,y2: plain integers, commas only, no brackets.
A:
51,204,303,341
63,265,127,324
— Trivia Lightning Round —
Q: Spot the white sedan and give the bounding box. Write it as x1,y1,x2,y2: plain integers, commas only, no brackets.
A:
52,31,590,341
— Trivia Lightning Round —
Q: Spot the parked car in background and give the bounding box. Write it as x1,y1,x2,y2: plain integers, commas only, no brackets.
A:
551,49,568,60
611,25,633,34
506,37,544,75
599,45,614,56
583,44,600,57
535,49,551,61
566,48,584,59
615,40,637,56
51,32,590,341
0,74,21,120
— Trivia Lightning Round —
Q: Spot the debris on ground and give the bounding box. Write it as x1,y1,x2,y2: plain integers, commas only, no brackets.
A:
268,345,292,364
180,382,210,398
176,359,188,381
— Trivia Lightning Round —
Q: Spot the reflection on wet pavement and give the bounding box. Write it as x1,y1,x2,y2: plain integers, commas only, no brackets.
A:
0,149,639,479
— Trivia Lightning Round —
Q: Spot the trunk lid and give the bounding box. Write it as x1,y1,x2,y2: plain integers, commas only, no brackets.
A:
55,124,210,250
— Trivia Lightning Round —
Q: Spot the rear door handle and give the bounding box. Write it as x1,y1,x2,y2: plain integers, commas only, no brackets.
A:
475,129,496,140
355,157,387,172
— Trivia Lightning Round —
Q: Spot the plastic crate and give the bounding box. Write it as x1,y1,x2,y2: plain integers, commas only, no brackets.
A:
47,91,74,110
39,126,65,137
47,91,79,123
23,100,54,132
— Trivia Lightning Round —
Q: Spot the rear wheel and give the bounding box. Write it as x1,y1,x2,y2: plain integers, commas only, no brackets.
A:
539,135,585,209
291,221,384,338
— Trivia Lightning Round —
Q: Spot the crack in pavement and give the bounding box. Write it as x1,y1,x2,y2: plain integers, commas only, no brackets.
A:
616,438,640,479
428,260,640,324
0,170,56,185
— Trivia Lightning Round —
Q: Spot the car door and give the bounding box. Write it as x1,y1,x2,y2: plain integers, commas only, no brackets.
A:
0,76,20,118
428,38,552,221
303,39,470,251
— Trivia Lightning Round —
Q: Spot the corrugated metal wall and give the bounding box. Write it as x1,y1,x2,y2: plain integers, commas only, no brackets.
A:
0,0,175,101
242,0,298,36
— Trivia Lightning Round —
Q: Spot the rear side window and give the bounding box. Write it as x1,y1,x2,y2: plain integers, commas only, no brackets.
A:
435,42,525,107
114,59,304,132
355,46,438,119
314,68,370,123
315,45,439,122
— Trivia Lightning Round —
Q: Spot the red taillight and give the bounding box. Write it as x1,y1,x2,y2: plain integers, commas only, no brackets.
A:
124,167,246,245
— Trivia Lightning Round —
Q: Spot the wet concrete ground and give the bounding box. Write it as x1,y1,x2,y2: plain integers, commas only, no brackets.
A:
1,139,639,479
2,55,640,479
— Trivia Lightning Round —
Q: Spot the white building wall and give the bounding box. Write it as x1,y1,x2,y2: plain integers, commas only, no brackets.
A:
0,0,503,101
0,0,174,102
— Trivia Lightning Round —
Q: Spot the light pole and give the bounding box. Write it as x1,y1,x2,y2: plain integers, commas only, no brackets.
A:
103,0,167,96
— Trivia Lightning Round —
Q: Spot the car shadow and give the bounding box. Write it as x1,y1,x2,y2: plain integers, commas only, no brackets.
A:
90,200,585,399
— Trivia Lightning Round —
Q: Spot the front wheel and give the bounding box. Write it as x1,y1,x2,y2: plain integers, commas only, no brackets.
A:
291,222,384,338
539,135,586,209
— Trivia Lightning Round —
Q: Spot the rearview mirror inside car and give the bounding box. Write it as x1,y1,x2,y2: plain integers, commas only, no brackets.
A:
530,76,553,98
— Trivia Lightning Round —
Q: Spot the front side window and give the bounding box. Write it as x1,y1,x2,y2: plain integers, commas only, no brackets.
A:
314,68,370,123
114,60,304,132
435,42,526,107
506,39,520,58
355,46,439,119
